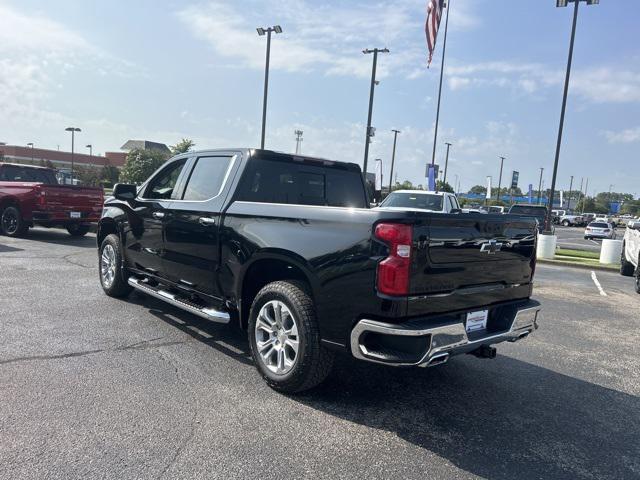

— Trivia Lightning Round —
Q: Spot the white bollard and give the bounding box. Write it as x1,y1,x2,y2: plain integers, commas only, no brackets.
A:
600,239,622,264
537,234,557,260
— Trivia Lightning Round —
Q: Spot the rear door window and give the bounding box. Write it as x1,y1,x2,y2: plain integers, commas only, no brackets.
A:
181,156,233,201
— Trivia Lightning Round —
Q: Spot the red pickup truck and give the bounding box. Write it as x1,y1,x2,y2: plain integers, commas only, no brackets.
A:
0,163,104,237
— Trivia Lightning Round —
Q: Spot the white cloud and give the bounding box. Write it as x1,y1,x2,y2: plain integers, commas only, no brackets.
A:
603,127,640,144
445,60,640,104
177,0,479,79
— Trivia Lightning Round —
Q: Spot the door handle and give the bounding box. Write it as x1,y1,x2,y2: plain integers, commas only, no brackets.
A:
152,211,165,219
198,217,216,226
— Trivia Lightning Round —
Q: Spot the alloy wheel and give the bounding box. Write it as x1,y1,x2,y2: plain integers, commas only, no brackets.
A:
254,300,299,375
101,244,117,288
2,210,18,235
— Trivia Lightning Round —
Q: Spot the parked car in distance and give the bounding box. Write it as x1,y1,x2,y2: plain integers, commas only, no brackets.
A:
0,163,104,237
582,212,596,224
508,204,549,233
97,149,541,393
584,221,617,240
552,209,585,227
620,220,640,293
377,190,461,213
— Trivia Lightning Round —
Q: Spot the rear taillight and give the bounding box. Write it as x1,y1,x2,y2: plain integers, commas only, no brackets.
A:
375,222,412,296
35,186,46,207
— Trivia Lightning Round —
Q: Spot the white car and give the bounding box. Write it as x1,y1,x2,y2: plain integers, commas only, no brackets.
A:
584,221,616,240
377,190,461,213
620,220,640,293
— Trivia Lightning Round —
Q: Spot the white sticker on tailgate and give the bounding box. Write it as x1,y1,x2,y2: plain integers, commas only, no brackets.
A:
466,310,488,333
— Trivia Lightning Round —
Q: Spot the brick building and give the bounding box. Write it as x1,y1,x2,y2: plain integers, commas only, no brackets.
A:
0,144,126,170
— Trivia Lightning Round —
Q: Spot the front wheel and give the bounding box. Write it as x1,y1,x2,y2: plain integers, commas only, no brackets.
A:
248,280,334,393
1,206,28,237
99,234,133,297
67,224,90,237
562,220,570,227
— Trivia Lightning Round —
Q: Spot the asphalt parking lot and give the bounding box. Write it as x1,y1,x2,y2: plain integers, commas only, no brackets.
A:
555,225,623,252
1,228,639,480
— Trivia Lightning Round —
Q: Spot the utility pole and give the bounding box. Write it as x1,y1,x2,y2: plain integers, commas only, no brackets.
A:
86,144,93,170
496,156,505,202
256,25,282,149
27,143,34,163
443,142,452,186
388,129,400,193
294,130,303,155
362,47,389,176
577,177,584,212
582,178,589,213
567,175,574,210
537,167,544,205
545,0,599,232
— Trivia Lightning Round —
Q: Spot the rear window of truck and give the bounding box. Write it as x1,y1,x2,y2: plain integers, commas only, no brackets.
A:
236,157,367,208
0,165,57,184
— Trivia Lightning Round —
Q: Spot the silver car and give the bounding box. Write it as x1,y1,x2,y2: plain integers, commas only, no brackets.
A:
584,222,616,240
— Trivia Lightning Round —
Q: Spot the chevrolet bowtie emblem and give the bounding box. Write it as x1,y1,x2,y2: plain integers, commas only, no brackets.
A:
480,239,503,254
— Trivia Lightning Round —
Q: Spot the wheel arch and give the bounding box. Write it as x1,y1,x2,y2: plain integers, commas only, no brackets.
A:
237,251,319,330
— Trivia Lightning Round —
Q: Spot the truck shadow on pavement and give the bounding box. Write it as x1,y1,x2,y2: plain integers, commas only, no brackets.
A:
127,294,639,480
299,355,640,480
18,228,96,248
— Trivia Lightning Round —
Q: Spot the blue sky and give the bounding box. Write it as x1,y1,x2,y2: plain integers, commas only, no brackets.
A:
1,0,638,195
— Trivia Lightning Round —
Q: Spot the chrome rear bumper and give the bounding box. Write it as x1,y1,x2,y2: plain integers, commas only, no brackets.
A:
350,300,540,367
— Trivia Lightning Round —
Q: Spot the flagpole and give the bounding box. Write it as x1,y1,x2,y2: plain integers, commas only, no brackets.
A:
430,0,451,169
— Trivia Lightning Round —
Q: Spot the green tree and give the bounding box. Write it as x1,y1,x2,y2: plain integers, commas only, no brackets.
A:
392,180,414,191
100,163,120,186
436,180,454,193
120,148,169,184
171,138,195,155
74,165,101,187
620,200,640,216
469,185,486,195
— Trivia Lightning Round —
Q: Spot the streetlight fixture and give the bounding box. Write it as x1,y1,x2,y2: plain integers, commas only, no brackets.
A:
545,0,598,232
388,129,401,193
362,47,389,176
496,156,505,202
27,142,34,163
294,130,303,155
65,127,81,179
256,25,283,150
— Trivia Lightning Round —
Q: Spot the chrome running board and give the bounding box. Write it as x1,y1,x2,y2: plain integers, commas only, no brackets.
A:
128,277,230,324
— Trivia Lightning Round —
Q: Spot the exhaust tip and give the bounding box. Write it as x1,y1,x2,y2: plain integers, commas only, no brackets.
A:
425,352,450,367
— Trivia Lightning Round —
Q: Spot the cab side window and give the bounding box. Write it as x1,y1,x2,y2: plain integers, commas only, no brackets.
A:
144,159,187,200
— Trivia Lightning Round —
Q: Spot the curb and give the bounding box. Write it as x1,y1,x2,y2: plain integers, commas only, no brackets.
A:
537,258,619,272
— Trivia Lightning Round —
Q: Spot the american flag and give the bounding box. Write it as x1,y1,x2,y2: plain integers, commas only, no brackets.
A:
425,0,445,67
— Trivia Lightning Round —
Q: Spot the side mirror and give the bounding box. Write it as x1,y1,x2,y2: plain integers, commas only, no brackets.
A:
370,202,378,208
113,183,137,201
450,208,462,214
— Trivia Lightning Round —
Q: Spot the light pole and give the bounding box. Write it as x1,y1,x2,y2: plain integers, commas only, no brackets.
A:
567,175,574,210
86,144,93,169
537,167,544,205
65,127,81,179
256,25,282,150
545,0,599,232
27,142,34,163
443,142,452,186
388,129,400,193
362,47,389,176
496,156,505,202
294,130,303,154
454,174,459,195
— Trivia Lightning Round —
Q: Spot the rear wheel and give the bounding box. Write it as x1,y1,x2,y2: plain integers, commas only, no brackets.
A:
562,220,570,227
248,280,334,393
67,224,90,237
620,242,634,276
1,206,28,237
99,233,132,297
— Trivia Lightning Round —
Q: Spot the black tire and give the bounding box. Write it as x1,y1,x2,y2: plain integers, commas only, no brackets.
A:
248,280,334,394
1,206,28,237
562,220,570,227
99,233,133,297
584,236,589,240
66,224,90,237
620,243,635,276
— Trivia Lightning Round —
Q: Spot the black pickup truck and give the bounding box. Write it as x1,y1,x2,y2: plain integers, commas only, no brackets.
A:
97,149,540,393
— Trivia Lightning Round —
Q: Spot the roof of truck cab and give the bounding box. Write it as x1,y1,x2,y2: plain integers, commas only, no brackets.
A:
0,162,53,170
183,148,362,171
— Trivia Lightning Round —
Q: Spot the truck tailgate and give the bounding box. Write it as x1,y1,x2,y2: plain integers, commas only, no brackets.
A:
39,185,104,218
410,213,537,296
